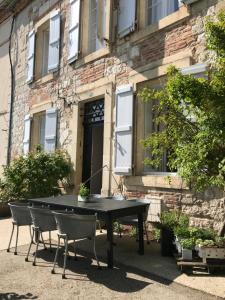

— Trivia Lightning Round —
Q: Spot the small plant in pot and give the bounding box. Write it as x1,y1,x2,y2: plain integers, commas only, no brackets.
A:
180,238,195,260
78,183,90,202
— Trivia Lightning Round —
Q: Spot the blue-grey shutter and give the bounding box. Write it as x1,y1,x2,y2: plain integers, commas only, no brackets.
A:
26,30,35,83
68,0,80,63
48,9,60,72
118,0,136,38
44,108,57,152
114,85,134,175
23,114,31,155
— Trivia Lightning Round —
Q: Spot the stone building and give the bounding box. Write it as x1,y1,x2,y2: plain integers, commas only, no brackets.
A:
0,0,224,231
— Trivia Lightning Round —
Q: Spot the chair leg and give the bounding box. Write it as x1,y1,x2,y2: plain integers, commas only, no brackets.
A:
33,230,40,266
73,240,77,261
49,231,52,252
93,237,101,269
97,220,102,233
25,227,34,262
29,225,34,244
14,225,19,255
51,236,60,274
7,223,15,253
41,232,47,250
144,223,150,245
62,237,68,279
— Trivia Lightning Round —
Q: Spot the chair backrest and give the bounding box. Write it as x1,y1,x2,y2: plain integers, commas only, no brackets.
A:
53,211,97,241
29,207,56,232
8,202,32,226
89,194,102,201
106,194,126,201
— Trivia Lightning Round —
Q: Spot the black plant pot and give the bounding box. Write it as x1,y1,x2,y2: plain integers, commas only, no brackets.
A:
0,202,11,218
160,226,175,257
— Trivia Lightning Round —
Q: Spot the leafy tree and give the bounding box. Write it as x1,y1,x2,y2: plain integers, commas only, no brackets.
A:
138,11,225,191
0,149,71,201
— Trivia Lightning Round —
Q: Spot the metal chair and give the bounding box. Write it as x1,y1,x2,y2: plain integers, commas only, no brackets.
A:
25,207,57,265
106,194,126,201
89,194,103,232
7,202,33,255
118,198,151,244
51,211,100,279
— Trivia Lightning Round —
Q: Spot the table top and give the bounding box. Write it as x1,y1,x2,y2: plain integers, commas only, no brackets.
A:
29,195,148,214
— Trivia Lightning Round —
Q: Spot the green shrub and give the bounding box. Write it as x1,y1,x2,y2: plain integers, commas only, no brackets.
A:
0,149,71,202
160,210,189,231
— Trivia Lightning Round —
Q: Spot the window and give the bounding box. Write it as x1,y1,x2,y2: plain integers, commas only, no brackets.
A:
27,9,60,83
30,112,46,151
143,100,168,173
35,21,50,79
147,0,179,25
23,109,58,154
88,0,106,53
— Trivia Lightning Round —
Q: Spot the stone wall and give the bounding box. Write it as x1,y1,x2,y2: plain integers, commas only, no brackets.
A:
6,0,225,231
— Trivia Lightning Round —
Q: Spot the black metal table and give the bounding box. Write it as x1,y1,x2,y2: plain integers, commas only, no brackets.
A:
28,195,148,268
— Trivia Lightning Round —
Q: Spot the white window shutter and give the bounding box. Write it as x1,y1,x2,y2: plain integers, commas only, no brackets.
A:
68,0,80,63
48,9,60,72
44,108,57,152
118,0,136,38
23,114,31,155
26,30,35,83
114,85,134,175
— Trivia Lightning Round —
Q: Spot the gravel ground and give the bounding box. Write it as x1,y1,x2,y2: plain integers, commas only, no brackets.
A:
0,244,222,300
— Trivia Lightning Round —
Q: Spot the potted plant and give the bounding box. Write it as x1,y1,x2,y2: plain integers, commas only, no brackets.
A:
174,226,190,255
198,238,225,263
159,210,189,257
180,238,195,260
78,183,90,202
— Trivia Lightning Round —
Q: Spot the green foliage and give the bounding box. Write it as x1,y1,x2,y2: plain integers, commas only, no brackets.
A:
130,225,138,237
138,11,225,191
160,210,189,231
113,221,124,235
0,149,71,202
153,227,161,242
78,183,90,197
180,237,196,250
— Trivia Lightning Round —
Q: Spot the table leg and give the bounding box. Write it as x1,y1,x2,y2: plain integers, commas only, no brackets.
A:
106,214,114,268
138,213,144,255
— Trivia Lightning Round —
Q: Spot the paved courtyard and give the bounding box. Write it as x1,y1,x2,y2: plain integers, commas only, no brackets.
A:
0,244,220,300
0,217,225,300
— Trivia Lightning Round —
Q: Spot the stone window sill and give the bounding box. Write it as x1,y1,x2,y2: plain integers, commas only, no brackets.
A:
76,47,110,68
33,73,54,86
131,6,189,44
125,175,188,190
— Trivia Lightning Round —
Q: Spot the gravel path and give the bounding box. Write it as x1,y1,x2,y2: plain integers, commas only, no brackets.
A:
0,245,221,300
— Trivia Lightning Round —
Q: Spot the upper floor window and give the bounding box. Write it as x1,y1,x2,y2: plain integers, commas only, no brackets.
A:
88,0,106,54
35,21,50,79
27,9,60,83
147,0,179,25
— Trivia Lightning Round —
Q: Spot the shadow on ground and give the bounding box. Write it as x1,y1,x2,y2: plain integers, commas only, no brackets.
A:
0,292,37,300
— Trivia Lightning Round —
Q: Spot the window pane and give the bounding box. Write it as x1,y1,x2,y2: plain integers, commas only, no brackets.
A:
147,0,179,25
42,30,49,76
143,101,167,173
89,0,105,53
